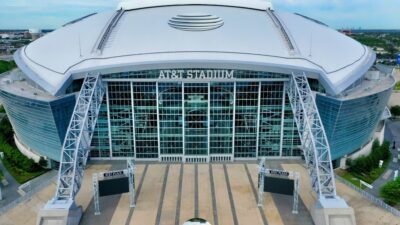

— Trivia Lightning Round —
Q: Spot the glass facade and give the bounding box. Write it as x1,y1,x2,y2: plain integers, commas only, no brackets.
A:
89,69,302,161
3,68,388,163
0,90,75,161
316,88,392,160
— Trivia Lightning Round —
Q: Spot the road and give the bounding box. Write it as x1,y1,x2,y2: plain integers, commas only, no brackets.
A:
0,55,13,61
0,161,20,207
0,107,19,206
388,68,399,106
368,120,400,196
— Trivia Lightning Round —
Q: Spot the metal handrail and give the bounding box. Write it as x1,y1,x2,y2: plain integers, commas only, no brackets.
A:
0,174,57,216
335,175,400,217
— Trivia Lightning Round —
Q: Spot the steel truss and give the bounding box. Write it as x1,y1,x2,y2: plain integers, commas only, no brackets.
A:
127,158,136,208
286,73,336,198
53,74,105,203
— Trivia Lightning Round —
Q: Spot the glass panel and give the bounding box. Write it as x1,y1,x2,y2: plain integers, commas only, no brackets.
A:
184,83,208,156
132,82,158,159
258,82,283,157
108,82,134,157
210,82,234,155
234,82,259,158
159,83,183,155
90,95,110,158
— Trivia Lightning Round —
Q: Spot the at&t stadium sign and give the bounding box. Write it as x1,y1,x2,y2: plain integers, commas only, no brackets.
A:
159,69,234,80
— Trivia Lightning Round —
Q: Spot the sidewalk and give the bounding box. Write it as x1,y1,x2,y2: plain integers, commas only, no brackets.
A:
0,160,20,208
368,120,400,196
0,163,56,210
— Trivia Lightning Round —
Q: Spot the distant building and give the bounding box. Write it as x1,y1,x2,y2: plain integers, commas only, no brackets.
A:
375,47,388,54
28,28,43,40
0,33,13,39
339,29,353,36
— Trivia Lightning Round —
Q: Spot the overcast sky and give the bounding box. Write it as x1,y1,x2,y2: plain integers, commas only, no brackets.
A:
0,0,399,30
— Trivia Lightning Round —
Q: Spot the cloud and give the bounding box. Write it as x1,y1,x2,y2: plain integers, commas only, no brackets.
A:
274,0,400,29
0,0,122,29
0,0,399,29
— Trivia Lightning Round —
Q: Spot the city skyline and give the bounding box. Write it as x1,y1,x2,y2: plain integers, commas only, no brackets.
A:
0,0,399,30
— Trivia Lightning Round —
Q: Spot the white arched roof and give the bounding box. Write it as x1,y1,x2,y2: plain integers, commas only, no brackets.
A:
15,0,375,96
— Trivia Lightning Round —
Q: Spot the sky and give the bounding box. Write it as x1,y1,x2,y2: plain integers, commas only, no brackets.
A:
0,0,399,30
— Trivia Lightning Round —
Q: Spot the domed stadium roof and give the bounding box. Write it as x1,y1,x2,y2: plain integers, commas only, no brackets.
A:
14,0,375,96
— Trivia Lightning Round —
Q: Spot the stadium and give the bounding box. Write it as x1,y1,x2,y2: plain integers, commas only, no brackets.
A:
0,0,393,167
0,1,396,224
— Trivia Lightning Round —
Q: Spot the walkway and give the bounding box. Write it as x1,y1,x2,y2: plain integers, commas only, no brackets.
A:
1,161,399,225
0,160,19,208
81,162,314,225
368,120,400,196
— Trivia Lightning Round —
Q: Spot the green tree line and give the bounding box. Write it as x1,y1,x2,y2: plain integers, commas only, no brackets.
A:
0,60,16,74
380,178,400,206
347,140,390,176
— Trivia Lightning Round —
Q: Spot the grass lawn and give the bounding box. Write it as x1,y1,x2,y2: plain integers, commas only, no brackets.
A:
336,169,366,189
337,157,390,188
0,60,16,74
0,169,4,180
362,159,390,183
395,81,400,91
1,158,48,184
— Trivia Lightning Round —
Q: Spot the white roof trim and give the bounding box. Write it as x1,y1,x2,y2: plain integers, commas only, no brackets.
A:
118,0,274,11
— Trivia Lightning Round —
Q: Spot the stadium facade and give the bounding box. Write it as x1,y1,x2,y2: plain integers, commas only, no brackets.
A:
0,0,394,167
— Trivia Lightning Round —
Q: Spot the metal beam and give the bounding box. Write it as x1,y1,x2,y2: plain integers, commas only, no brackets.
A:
127,158,136,208
286,73,336,198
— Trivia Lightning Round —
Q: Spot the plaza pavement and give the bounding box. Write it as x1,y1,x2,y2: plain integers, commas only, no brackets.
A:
0,161,399,225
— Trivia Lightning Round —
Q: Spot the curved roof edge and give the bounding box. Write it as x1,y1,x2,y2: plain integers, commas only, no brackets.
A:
15,47,376,97
329,47,376,95
13,48,58,95
118,0,274,11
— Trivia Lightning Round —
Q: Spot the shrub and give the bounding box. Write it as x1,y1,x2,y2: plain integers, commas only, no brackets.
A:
39,157,48,168
348,140,390,175
380,178,400,206
390,105,400,117
0,60,16,74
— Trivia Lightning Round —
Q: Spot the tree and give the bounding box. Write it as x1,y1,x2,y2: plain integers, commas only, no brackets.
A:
380,178,400,206
390,105,400,118
348,140,390,175
39,157,48,168
388,45,397,58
